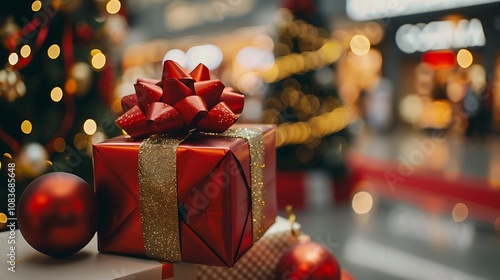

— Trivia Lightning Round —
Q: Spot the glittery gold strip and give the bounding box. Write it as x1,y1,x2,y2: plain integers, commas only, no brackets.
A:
222,128,266,243
138,136,185,261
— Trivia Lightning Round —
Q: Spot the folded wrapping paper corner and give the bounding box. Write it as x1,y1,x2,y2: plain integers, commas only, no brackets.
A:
197,216,301,280
93,124,277,267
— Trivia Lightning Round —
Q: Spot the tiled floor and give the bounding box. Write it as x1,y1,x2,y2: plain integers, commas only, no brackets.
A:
295,199,500,280
295,128,500,279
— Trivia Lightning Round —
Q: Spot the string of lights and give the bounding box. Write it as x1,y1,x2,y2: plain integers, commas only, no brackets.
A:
263,8,352,149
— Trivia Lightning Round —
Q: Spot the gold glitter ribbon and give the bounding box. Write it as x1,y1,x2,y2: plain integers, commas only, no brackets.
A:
222,128,267,243
138,135,186,261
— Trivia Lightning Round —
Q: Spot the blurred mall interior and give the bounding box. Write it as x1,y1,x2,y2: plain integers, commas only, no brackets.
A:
1,0,500,279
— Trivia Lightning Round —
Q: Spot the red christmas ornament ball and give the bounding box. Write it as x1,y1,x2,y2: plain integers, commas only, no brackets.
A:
275,241,341,280
18,172,97,258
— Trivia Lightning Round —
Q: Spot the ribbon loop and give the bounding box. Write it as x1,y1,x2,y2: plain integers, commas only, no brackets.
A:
117,60,245,138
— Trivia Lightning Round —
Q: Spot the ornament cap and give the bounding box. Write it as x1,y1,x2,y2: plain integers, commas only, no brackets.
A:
286,205,302,238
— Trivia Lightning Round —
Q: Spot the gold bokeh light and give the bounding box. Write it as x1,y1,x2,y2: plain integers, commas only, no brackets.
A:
50,87,63,102
83,119,97,135
106,0,121,15
48,44,61,59
21,120,32,134
91,52,106,70
20,45,31,58
0,213,7,224
457,49,473,68
90,49,102,57
352,191,374,215
350,35,370,56
31,0,42,11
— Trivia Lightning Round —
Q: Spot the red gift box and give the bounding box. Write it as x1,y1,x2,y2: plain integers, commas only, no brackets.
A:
93,124,277,267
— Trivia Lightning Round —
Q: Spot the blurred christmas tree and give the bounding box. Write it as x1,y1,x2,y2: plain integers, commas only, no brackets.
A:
263,0,351,175
0,0,129,215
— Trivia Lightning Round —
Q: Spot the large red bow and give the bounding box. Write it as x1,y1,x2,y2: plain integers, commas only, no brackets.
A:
116,60,244,139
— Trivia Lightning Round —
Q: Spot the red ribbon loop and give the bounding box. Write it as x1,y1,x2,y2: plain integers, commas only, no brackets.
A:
116,60,244,139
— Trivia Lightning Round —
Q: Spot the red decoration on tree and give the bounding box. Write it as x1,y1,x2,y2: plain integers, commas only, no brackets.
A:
116,60,245,139
275,241,341,280
98,59,117,106
75,21,94,44
283,0,317,18
18,172,97,258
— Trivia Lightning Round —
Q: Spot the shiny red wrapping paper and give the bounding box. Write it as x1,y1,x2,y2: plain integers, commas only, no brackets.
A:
93,124,276,267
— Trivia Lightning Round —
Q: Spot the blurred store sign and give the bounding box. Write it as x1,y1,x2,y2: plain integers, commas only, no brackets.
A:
395,18,485,53
127,0,277,41
333,21,385,47
164,44,223,70
346,0,500,21
236,46,275,72
162,0,256,31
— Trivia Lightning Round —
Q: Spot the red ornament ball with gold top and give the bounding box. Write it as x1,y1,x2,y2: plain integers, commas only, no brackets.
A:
275,241,341,280
18,172,97,258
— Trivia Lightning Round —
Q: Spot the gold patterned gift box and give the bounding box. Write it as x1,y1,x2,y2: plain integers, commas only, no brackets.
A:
197,216,301,280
